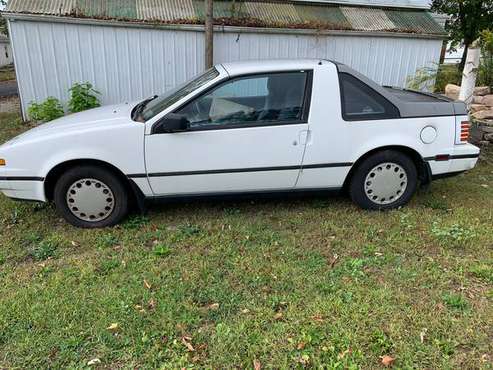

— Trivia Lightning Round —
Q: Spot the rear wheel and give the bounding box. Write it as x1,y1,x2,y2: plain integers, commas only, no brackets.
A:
349,150,418,210
54,166,129,228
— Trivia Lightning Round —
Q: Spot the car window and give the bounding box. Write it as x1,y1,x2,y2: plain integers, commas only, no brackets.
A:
175,71,310,130
339,73,399,121
141,68,220,121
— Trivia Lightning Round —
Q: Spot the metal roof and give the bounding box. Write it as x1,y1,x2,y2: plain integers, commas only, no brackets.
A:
5,0,446,36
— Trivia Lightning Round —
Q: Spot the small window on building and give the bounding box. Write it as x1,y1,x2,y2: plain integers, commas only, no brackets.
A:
339,73,399,121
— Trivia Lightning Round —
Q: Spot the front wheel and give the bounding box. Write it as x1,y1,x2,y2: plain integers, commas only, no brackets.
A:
54,166,129,228
349,150,418,210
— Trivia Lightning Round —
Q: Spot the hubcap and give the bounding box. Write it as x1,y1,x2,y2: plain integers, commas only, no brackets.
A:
66,178,115,222
364,162,408,205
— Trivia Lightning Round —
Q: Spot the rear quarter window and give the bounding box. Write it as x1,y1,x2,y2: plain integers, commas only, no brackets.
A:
339,73,400,121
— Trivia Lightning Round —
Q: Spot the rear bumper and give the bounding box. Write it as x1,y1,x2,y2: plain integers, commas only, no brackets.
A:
426,144,480,178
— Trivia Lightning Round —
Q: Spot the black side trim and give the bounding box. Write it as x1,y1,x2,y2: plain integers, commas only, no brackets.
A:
424,153,480,161
0,176,44,181
127,174,147,179
132,162,353,179
147,187,343,202
303,163,353,169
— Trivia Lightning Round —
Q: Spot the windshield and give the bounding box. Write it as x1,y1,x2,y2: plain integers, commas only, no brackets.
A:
139,67,220,122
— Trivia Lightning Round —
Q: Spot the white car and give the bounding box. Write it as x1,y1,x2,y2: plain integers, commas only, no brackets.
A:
0,59,480,228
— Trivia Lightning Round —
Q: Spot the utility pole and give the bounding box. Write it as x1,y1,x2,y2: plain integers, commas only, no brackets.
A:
205,0,214,69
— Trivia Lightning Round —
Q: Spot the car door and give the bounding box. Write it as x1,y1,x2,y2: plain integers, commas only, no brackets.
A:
144,70,313,196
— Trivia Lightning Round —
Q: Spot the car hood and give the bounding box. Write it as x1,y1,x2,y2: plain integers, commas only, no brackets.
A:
3,102,138,147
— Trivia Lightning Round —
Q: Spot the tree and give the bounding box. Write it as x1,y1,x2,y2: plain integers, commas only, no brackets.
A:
0,0,8,36
432,0,493,70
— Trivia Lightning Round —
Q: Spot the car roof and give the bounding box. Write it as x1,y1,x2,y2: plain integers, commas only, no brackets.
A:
220,59,335,76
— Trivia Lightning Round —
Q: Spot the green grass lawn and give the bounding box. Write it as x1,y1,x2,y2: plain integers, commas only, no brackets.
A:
0,112,492,368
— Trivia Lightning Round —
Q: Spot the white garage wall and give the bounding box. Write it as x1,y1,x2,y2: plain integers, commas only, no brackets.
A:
9,19,442,119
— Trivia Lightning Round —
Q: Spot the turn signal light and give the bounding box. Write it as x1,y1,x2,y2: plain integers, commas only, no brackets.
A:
460,121,470,143
0,159,5,166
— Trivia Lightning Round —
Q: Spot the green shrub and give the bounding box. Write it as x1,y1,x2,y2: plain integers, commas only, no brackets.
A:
406,63,461,93
479,29,493,89
68,82,101,113
27,97,64,123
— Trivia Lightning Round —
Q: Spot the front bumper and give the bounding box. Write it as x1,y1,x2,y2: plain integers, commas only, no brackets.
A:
0,177,46,202
426,143,480,177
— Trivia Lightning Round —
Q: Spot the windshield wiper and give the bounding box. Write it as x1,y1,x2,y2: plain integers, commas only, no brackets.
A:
133,95,158,121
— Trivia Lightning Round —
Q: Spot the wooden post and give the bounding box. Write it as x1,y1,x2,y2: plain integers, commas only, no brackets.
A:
205,0,214,69
459,39,481,105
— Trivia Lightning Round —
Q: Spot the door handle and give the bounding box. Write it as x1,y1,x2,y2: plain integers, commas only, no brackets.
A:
299,130,311,145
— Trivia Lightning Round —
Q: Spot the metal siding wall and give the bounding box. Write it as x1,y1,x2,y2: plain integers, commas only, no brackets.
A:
9,20,442,118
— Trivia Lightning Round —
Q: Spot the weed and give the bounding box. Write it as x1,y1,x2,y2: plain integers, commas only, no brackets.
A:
27,97,64,123
431,222,476,246
370,330,394,355
123,215,149,230
469,264,493,283
153,244,172,257
30,237,60,261
442,293,469,310
68,82,101,113
96,233,119,249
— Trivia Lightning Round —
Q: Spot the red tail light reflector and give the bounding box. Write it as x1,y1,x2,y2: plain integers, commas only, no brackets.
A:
460,121,470,143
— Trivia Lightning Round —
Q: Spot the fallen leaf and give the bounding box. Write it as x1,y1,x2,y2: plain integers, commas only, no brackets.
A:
329,254,339,268
181,336,195,352
273,312,283,320
253,359,261,370
338,348,351,359
297,342,306,350
207,303,219,310
148,298,156,310
311,314,325,323
241,308,250,314
87,358,101,366
381,355,395,367
107,323,119,331
71,241,80,247
481,184,489,188
144,279,152,290
420,328,427,343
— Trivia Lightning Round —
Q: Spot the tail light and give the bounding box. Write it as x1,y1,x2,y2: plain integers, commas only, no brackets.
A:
460,121,470,143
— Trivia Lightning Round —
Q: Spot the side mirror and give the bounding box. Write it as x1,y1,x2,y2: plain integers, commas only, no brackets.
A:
153,113,189,134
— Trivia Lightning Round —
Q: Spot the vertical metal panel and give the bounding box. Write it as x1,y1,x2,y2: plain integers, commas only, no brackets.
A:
341,6,394,31
9,20,442,119
6,0,76,15
137,0,195,21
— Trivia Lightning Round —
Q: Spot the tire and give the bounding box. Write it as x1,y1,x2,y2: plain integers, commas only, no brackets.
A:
349,150,418,210
53,165,129,228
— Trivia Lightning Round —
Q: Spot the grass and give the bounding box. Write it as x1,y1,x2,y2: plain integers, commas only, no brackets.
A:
0,112,492,368
0,64,15,82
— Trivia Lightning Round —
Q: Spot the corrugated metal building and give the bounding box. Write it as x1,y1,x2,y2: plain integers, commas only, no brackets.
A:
3,0,446,119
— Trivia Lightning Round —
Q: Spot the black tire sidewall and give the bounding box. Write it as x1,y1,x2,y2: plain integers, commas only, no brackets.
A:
350,150,418,210
54,166,128,228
